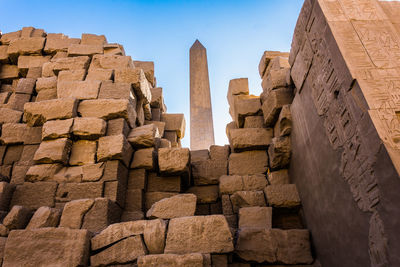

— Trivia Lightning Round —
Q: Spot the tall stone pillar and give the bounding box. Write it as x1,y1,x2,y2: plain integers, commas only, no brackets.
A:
190,40,215,150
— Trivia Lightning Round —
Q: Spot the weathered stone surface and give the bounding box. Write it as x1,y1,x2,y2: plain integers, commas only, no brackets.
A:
81,33,106,45
57,69,86,82
230,128,273,152
86,68,113,81
187,185,219,204
57,80,100,100
134,61,155,84
0,182,15,211
146,194,196,219
235,229,312,264
261,88,293,127
259,51,289,78
161,113,186,139
219,174,267,195
7,37,45,57
239,207,272,229
0,123,27,144
0,45,9,63
114,68,151,103
78,99,136,128
59,199,94,229
0,108,22,124
264,184,301,208
230,191,266,213
43,56,90,77
268,136,291,170
0,30,21,45
33,138,72,164
18,55,50,74
274,104,292,137
36,77,57,92
130,148,154,170
268,169,290,185
42,118,73,140
145,192,178,211
72,117,106,140
14,78,36,94
137,253,205,267
227,78,249,106
262,68,290,92
0,225,9,237
4,92,31,111
98,80,132,100
67,44,103,56
128,124,160,148
90,54,133,69
69,140,97,165
0,65,18,80
143,218,167,254
107,118,130,137
243,115,264,128
25,164,62,182
97,134,133,167
150,87,166,111
56,182,103,202
229,151,268,175
3,228,90,267
192,157,227,185
233,95,262,128
103,43,125,55
3,205,32,230
127,169,146,190
158,148,190,175
81,198,121,233
165,215,234,254
90,235,147,266
26,206,61,229
36,88,57,101
24,98,78,126
44,34,80,54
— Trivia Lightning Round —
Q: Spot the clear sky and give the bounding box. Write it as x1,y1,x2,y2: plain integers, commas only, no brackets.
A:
1,0,303,148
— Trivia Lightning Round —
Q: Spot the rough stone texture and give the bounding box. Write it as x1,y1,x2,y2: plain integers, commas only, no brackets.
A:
158,148,190,175
72,117,106,139
145,192,178,211
161,113,186,139
78,99,136,128
165,215,234,254
10,182,57,209
236,229,312,264
128,124,160,148
264,184,301,208
243,115,264,128
259,51,289,78
86,68,113,81
190,40,215,150
90,235,147,266
147,172,181,192
229,151,268,175
42,119,73,140
233,95,262,128
81,198,121,233
59,199,94,229
230,191,266,213
114,68,151,103
239,207,272,229
262,87,293,127
25,163,62,182
97,134,133,167
143,218,167,254
274,104,292,137
219,174,267,195
57,80,100,100
268,136,291,170
3,228,90,267
98,80,132,99
33,138,72,164
0,108,22,124
229,128,273,152
107,118,130,137
69,140,97,165
26,206,60,229
57,69,86,82
0,182,15,211
3,205,32,230
137,253,205,267
134,61,155,85
146,194,196,219
55,182,103,202
187,185,218,204
268,169,290,185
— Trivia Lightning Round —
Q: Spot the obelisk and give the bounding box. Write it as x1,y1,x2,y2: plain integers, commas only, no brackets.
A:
190,40,215,150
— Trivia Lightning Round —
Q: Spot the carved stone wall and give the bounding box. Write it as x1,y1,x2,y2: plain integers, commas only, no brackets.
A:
289,0,400,266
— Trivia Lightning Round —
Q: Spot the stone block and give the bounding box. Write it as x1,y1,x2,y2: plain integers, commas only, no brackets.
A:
114,68,151,103
3,205,32,230
158,147,190,175
107,118,130,137
235,228,312,264
81,33,106,45
13,78,35,95
57,69,86,81
67,44,103,56
134,61,155,85
164,130,177,143
147,172,181,192
190,149,209,162
33,138,72,164
103,43,125,55
128,124,160,148
43,56,90,76
57,80,100,100
274,104,292,137
81,198,121,233
101,160,128,183
0,166,11,182
2,228,90,267
0,108,22,124
10,182,57,209
0,182,15,211
145,120,165,137
78,99,136,128
261,87,293,127
3,93,31,111
26,207,60,229
35,88,57,101
44,34,80,53
0,92,10,104
258,51,289,78
187,185,219,204
228,151,268,175
138,253,205,267
72,117,106,140
192,157,227,186
143,218,167,254
238,206,272,229
233,95,262,128
219,174,267,195
268,169,290,185
25,164,62,182
10,164,29,184
7,37,45,57
55,182,103,202
222,195,233,215
127,169,147,190
3,145,23,165
230,191,266,213
230,128,273,152
0,30,21,45
161,113,186,138
124,188,144,211
104,180,126,207
69,140,97,165
146,194,196,219
59,199,94,229
164,215,234,254
268,136,291,170
150,87,166,111
0,65,18,80
24,98,78,126
86,68,113,81
145,192,178,211
264,184,301,208
243,115,264,128
90,54,133,69
159,138,171,148
262,68,290,92
97,134,133,167
17,55,50,74
0,45,9,63
42,118,73,140
26,67,42,78
227,78,249,109
98,80,133,99
130,148,154,170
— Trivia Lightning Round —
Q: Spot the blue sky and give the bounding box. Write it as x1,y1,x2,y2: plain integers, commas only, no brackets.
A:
1,0,303,147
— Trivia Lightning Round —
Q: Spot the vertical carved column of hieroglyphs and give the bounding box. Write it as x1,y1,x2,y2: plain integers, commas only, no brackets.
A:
290,0,400,266
189,40,215,150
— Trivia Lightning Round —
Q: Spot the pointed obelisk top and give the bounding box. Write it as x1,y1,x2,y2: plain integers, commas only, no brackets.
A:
190,39,206,51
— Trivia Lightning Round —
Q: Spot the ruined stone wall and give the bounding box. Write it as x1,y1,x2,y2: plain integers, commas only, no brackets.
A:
289,0,400,266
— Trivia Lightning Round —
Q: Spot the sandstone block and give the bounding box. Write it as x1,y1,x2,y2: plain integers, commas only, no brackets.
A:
56,182,103,203
26,67,42,78
138,253,205,267
10,182,57,209
261,87,293,127
0,182,15,211
3,205,32,230
268,169,290,185
67,44,103,56
0,123,27,144
230,191,266,213
69,140,97,165
42,118,73,140
274,104,292,137
239,206,272,229
86,68,113,81
72,117,106,139
146,194,196,219
81,33,106,45
98,80,132,99
187,185,219,204
103,43,125,55
219,174,267,195
81,198,121,233
33,138,72,164
24,98,78,126
262,68,290,92
130,148,154,170
258,51,289,78
17,55,50,74
107,118,129,136
0,65,18,80
43,56,90,77
264,184,301,208
7,37,45,57
268,136,291,170
128,124,160,148
143,218,167,254
3,228,90,267
3,145,23,165
25,163,62,182
235,228,312,264
90,54,133,69
145,192,178,211
4,93,31,111
14,78,35,95
90,235,147,266
165,215,234,254
26,206,61,229
57,80,100,100
192,158,227,186
158,147,190,175
222,195,233,215
57,69,86,81
134,61,155,85
36,77,58,92
0,108,22,124
0,45,9,63
229,151,268,175
227,78,249,106
128,169,147,190
233,95,262,128
36,88,57,101
0,31,21,45
97,134,133,167
145,120,165,136
230,128,273,152
147,172,181,192
243,115,264,128
78,99,136,128
114,68,151,103
44,34,80,53
150,87,166,111
161,113,186,138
